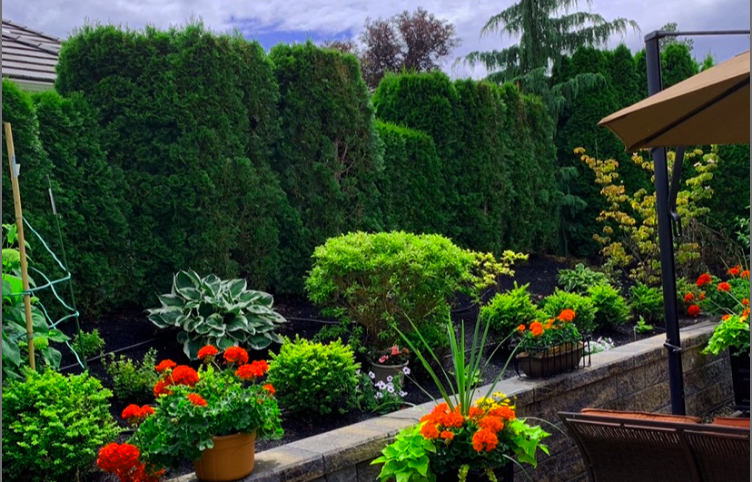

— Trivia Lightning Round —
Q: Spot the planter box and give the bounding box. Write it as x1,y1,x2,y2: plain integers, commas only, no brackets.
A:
515,341,584,379
729,347,750,413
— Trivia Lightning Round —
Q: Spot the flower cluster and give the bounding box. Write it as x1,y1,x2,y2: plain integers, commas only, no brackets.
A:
689,268,751,318
98,345,282,479
515,309,581,352
374,345,410,366
97,443,163,482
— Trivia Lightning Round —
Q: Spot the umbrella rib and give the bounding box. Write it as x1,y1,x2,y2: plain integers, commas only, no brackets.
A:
636,76,750,149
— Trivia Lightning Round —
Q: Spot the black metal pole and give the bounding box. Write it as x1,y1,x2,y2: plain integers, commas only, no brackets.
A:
645,32,686,415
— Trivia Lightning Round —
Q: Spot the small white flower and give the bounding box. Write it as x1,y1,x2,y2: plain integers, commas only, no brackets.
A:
403,367,411,375
369,371,376,379
386,375,393,382
387,385,395,393
376,381,386,390
375,392,384,399
399,391,408,397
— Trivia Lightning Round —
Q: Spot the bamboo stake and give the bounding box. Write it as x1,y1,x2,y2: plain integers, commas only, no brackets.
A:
5,122,35,370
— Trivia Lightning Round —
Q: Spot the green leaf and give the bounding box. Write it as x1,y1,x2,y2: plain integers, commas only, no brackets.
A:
158,294,185,308
226,279,247,300
46,329,70,343
174,270,200,291
2,331,22,366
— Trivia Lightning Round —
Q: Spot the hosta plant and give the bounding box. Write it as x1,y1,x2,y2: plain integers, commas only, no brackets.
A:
147,270,286,359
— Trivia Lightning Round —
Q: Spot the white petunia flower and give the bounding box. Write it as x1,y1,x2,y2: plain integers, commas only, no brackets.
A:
399,391,408,397
403,367,411,375
387,385,395,393
369,371,376,379
375,392,383,399
386,375,393,382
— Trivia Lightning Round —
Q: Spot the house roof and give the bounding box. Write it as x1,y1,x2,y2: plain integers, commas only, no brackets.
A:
2,19,62,87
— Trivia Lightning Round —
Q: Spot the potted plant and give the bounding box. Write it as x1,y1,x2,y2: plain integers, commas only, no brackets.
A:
513,309,584,379
701,268,750,413
97,345,283,482
372,314,551,482
370,344,411,385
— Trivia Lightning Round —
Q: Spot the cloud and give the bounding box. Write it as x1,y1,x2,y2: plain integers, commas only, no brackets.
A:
4,0,749,79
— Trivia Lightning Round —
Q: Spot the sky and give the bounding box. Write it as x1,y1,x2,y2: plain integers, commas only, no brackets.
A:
5,0,750,79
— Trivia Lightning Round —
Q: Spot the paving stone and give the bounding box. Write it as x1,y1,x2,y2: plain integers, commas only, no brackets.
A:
289,424,385,473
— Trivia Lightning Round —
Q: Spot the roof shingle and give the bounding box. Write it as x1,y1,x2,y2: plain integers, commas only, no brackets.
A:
2,19,61,86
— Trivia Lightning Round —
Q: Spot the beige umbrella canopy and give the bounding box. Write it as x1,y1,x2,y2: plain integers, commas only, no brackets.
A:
600,49,750,151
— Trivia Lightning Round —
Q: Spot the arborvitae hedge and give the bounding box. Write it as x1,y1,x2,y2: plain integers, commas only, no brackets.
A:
373,72,558,254
270,42,383,292
375,120,446,234
56,24,288,301
708,144,751,236
32,91,131,315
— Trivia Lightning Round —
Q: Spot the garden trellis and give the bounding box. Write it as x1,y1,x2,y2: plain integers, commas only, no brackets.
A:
3,121,86,371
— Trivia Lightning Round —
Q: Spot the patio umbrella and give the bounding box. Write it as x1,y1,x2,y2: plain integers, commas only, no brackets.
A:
599,49,750,151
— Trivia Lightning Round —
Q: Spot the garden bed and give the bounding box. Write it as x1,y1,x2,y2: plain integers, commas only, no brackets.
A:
58,254,706,481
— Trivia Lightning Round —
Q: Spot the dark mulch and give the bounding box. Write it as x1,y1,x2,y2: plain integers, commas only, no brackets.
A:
59,254,707,481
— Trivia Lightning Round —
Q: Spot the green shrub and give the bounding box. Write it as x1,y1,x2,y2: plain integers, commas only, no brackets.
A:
103,347,159,404
479,283,539,338
588,284,631,329
557,263,610,294
147,270,286,359
305,231,525,351
72,329,106,358
2,370,119,482
629,282,664,324
541,289,597,334
267,336,360,416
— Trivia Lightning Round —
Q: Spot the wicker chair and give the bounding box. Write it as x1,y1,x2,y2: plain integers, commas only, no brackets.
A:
558,411,750,482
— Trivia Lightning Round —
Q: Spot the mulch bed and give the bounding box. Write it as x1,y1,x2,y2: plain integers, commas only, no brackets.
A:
58,254,707,481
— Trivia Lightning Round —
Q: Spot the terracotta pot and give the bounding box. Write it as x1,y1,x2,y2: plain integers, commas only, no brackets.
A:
516,341,584,379
435,464,514,482
370,360,408,387
193,432,256,482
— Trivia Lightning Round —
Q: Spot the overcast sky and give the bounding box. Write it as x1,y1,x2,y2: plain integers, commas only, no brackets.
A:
5,0,750,78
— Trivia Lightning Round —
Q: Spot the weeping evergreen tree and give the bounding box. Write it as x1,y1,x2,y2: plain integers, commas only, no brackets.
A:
465,0,638,119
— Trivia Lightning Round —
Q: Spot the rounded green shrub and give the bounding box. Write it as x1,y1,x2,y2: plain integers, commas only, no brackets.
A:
480,283,539,338
557,263,610,294
2,370,119,482
541,289,597,334
305,231,525,351
267,336,360,416
588,284,631,329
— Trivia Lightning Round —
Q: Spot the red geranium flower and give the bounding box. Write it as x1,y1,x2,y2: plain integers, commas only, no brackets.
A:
187,393,207,407
170,366,200,387
153,379,172,397
728,266,741,277
717,282,732,292
122,404,143,421
197,345,219,361
263,383,276,395
223,346,249,365
696,273,712,287
155,359,176,373
687,304,701,317
683,293,695,303
742,270,750,279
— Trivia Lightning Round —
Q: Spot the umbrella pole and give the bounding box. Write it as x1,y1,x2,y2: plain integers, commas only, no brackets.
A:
645,34,686,415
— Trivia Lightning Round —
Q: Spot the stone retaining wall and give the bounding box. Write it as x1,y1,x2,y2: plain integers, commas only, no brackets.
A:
171,321,732,482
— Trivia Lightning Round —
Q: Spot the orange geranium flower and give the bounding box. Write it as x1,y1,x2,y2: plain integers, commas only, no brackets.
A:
544,319,554,329
468,406,484,418
187,393,207,407
263,383,276,395
440,430,454,440
171,366,200,387
699,291,706,301
728,266,741,277
224,346,249,365
696,273,712,287
517,324,526,333
478,416,504,433
743,299,749,307
743,308,750,319
420,422,440,440
687,304,701,318
722,314,731,321
155,359,176,373
197,345,219,361
557,309,576,322
684,293,695,303
530,321,544,337
472,428,498,452
441,412,465,429
717,282,731,292
488,405,516,421
742,270,750,279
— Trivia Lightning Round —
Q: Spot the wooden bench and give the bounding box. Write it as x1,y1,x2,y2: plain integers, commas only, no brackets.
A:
558,410,750,482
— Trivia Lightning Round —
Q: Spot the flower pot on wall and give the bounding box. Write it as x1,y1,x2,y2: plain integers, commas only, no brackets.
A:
370,361,408,386
515,341,584,379
435,464,514,482
729,347,750,413
193,432,256,482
